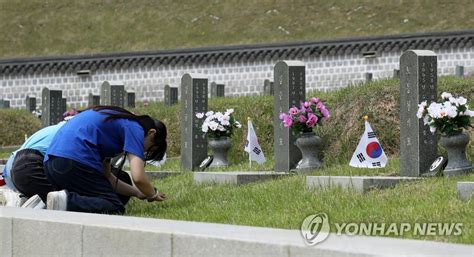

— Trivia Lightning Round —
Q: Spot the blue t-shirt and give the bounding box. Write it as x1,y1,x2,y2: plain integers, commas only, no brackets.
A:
3,122,66,190
45,109,145,172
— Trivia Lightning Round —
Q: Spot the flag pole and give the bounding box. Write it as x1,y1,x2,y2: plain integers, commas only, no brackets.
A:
353,115,368,178
248,117,252,170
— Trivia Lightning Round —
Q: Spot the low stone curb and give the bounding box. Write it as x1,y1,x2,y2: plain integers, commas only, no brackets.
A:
457,182,474,200
194,171,289,185
307,176,421,193
145,171,182,180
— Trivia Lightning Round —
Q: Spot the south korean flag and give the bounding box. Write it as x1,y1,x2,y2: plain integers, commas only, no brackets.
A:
244,119,266,164
349,117,388,168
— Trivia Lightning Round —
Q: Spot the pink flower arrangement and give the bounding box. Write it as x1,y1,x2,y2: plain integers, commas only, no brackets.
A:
279,97,330,133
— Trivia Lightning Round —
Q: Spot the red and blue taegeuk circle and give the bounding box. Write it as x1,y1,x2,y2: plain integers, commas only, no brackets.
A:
366,142,382,158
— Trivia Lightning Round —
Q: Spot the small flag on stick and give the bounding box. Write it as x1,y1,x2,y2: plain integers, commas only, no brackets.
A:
245,118,266,165
349,116,388,168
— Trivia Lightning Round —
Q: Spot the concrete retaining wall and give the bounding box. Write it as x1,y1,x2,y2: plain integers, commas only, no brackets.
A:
1,207,472,257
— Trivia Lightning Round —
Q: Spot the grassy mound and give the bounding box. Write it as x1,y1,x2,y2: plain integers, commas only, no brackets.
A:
1,76,472,165
0,109,41,146
132,76,474,166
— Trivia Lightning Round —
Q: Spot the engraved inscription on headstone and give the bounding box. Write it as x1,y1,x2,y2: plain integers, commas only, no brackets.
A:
164,85,178,106
181,74,208,171
210,82,225,97
25,96,36,113
274,61,306,172
100,81,125,108
41,88,63,127
88,93,100,106
400,50,438,177
264,79,274,96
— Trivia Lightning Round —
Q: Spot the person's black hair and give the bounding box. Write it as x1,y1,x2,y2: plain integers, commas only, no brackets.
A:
89,105,167,162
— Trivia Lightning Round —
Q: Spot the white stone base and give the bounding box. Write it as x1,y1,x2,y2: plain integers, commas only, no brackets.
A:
457,182,474,200
194,171,289,185
307,176,421,193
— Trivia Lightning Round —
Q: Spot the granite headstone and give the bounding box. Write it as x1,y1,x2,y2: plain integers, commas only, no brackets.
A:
41,88,64,127
365,72,373,82
273,61,306,172
393,69,400,79
264,79,274,96
164,85,178,106
455,65,464,77
0,99,10,109
100,81,125,108
400,50,438,177
88,93,100,107
25,96,36,113
126,91,136,108
181,74,208,171
61,98,67,113
210,82,225,97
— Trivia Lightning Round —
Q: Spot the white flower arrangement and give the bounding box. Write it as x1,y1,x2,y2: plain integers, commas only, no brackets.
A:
196,109,241,138
417,92,473,135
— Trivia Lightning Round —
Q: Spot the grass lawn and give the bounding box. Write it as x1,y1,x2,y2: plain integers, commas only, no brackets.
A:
0,151,12,159
126,158,474,244
1,0,473,58
0,77,472,244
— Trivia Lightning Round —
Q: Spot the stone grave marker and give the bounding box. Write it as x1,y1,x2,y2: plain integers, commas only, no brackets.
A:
210,82,225,97
273,61,305,172
181,74,208,170
455,65,464,77
400,50,438,177
365,72,373,82
164,85,178,106
61,98,67,113
457,182,474,200
264,79,274,96
127,91,136,108
123,90,135,108
25,96,36,113
100,81,125,108
0,99,10,109
88,93,100,107
41,88,64,127
393,69,400,79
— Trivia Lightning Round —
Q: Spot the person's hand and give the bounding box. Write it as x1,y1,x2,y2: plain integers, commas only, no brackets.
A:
136,191,147,200
147,192,167,202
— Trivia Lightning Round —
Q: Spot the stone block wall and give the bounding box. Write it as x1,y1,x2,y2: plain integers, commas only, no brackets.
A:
0,33,473,109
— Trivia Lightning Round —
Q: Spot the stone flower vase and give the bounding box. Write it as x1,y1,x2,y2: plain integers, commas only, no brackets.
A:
439,131,472,176
208,136,231,167
295,131,323,172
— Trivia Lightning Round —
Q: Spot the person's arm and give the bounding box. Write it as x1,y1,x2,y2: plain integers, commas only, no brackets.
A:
128,153,166,201
102,160,146,199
